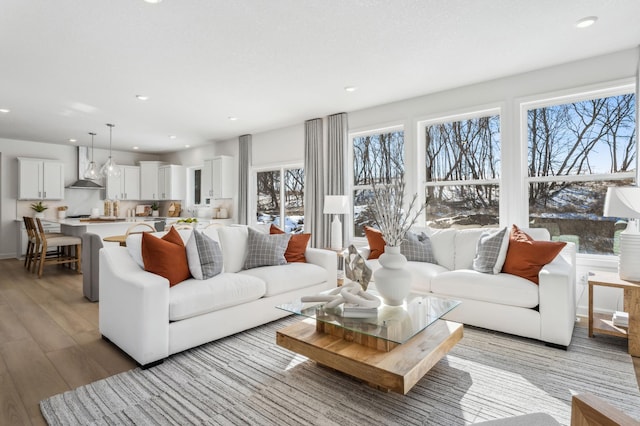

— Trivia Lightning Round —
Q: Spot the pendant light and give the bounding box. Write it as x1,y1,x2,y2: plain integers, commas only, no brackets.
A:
100,123,121,177
84,132,100,180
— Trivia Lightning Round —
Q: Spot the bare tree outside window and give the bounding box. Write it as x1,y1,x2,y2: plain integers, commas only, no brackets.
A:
424,114,501,228
527,93,636,254
352,130,404,237
256,167,304,233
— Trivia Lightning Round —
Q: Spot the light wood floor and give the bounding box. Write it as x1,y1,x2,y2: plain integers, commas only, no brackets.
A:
0,258,136,425
0,257,638,425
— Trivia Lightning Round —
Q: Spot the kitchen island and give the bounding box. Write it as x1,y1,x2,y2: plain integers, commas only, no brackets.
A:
54,218,162,246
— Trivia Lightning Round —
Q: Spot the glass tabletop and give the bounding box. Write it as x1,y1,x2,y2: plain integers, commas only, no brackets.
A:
276,285,460,344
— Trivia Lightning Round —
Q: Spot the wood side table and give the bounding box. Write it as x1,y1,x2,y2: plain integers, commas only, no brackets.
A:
588,271,640,357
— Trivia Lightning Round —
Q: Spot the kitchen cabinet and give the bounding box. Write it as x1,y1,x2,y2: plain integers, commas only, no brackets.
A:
139,161,162,200
201,156,233,202
158,165,184,200
107,166,140,200
18,157,64,200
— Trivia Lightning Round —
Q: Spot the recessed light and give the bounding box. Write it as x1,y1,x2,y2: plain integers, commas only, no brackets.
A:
169,135,177,139
575,16,597,28
344,86,358,92
143,0,162,4
228,116,238,121
136,95,149,101
0,108,10,113
68,139,77,143
133,146,139,150
184,144,190,148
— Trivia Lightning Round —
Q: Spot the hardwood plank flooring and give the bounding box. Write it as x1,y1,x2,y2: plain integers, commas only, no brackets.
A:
0,259,136,425
0,258,637,424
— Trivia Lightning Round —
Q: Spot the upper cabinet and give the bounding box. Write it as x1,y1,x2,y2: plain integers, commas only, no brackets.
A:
106,166,140,200
18,158,64,200
139,161,161,200
158,165,184,200
201,156,233,202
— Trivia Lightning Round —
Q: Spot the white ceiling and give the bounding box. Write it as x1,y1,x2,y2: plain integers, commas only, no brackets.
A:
1,0,639,153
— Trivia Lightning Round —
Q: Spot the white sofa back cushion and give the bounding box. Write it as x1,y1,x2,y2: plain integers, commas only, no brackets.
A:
126,229,193,269
217,226,249,273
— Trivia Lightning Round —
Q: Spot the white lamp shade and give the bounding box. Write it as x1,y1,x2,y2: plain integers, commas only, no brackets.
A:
603,187,640,219
323,195,349,215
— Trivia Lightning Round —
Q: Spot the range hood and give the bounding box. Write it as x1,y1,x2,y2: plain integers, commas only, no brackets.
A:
66,147,104,189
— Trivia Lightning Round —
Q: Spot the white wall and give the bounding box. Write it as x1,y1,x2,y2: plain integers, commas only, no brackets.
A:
0,138,160,258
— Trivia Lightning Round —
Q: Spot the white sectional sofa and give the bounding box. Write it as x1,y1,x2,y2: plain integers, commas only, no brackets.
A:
362,227,577,348
99,225,337,367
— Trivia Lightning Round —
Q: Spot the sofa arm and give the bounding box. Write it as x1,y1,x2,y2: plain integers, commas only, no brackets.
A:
99,247,170,366
305,248,338,286
538,252,576,347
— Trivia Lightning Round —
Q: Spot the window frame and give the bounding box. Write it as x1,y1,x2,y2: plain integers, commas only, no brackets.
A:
519,81,637,259
251,162,305,233
348,124,405,242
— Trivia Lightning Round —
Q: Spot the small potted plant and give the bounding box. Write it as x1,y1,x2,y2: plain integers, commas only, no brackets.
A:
30,201,48,219
150,202,160,217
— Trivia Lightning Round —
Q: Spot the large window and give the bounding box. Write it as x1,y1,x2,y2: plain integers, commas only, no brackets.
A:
526,92,636,255
256,167,304,233
351,127,404,237
423,111,501,228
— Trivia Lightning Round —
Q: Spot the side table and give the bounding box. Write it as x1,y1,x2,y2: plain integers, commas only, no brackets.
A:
588,271,640,357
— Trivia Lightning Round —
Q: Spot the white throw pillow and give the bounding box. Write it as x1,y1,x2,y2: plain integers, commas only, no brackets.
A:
217,226,249,273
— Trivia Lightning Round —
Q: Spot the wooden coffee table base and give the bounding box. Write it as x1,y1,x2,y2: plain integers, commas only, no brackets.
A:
276,318,463,394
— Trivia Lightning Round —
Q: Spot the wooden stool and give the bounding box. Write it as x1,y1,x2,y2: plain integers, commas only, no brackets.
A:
33,218,82,278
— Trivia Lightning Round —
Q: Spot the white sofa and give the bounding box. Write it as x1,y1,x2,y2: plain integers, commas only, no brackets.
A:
99,225,337,367
361,227,577,348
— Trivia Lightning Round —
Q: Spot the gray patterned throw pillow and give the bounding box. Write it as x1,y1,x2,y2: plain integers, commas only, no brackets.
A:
400,231,436,263
186,230,223,280
472,227,509,274
243,227,291,270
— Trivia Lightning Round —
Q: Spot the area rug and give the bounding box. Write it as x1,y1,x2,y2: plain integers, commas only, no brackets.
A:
40,317,640,425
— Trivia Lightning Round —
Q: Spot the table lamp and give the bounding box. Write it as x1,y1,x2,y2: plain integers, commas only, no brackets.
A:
323,195,349,250
603,187,640,281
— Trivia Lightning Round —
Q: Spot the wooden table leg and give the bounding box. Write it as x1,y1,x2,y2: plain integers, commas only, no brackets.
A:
588,283,594,338
625,287,640,357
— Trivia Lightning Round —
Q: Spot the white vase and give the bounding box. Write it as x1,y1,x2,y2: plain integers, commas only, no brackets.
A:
373,245,411,306
34,212,45,219
152,210,159,217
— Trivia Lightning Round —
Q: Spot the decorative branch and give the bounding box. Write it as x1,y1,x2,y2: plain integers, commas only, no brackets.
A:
369,176,425,247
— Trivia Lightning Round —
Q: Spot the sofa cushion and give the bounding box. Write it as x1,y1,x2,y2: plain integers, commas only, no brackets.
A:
364,226,385,259
169,273,266,321
502,225,566,284
453,228,485,270
243,227,290,270
401,231,436,263
127,228,192,269
405,261,449,293
217,226,249,273
142,227,191,287
473,227,509,274
186,230,223,280
431,270,539,308
426,228,456,270
270,224,311,263
238,263,327,297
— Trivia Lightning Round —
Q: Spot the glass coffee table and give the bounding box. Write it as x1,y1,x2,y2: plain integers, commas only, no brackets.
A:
276,287,462,394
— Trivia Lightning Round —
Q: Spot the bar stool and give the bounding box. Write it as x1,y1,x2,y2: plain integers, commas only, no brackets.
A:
23,217,38,270
33,218,82,278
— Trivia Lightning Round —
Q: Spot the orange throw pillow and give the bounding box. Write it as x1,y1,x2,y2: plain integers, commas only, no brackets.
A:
142,227,191,286
502,225,566,284
270,224,311,263
364,226,385,260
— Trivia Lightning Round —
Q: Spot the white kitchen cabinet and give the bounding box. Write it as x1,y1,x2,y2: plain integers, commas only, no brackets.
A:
139,161,162,200
201,156,233,202
158,165,185,200
106,166,140,200
18,157,64,200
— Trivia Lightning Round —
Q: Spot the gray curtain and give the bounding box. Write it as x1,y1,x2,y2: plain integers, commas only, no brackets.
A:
238,134,252,225
326,112,348,246
304,118,324,248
